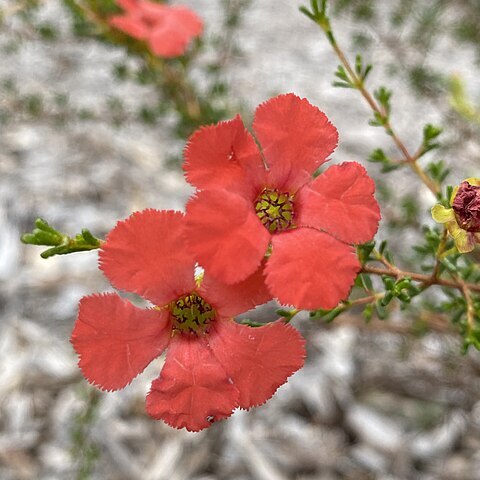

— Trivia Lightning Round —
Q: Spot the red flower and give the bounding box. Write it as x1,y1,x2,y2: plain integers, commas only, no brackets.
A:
109,0,203,58
71,209,305,432
184,93,381,310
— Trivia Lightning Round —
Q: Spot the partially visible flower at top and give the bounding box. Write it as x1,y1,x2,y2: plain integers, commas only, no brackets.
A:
109,0,203,58
71,209,305,432
183,93,381,310
432,177,480,253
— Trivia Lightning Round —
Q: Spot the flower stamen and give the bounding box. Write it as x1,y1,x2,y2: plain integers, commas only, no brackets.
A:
171,293,215,335
255,188,295,233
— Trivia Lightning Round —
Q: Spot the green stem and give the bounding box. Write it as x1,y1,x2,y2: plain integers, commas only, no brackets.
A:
314,4,440,196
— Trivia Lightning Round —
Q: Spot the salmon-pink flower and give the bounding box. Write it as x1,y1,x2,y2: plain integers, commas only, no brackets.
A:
71,209,305,432
184,93,381,310
109,0,203,58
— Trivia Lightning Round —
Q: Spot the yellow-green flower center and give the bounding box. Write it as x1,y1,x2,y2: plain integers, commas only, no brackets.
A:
255,188,295,233
171,293,215,335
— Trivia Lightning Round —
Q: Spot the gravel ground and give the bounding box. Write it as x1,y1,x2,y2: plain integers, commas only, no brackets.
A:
1,1,480,479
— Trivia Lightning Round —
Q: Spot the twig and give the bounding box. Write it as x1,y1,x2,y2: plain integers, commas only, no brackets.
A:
312,7,440,196
361,265,480,294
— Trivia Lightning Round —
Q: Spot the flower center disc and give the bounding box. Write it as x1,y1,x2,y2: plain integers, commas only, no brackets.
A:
171,293,215,335
255,188,295,233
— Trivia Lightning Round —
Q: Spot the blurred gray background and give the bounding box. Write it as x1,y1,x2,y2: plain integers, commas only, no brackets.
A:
1,0,480,479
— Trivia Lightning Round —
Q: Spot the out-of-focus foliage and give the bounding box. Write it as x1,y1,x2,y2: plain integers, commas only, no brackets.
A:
449,75,480,127
299,0,480,350
333,0,480,98
0,0,252,143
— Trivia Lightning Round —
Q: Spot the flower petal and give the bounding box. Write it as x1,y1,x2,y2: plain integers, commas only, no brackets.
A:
209,319,305,408
100,209,195,306
185,190,271,284
266,228,360,310
116,0,138,11
431,204,456,223
146,334,239,431
71,293,171,391
447,221,475,253
465,177,480,187
184,115,265,199
169,6,203,37
296,162,381,244
148,6,203,58
253,93,338,191
200,260,272,317
138,0,168,16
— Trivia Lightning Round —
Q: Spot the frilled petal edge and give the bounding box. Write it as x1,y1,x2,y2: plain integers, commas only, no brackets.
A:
99,209,196,306
253,93,338,192
71,293,171,391
266,228,360,310
209,319,305,408
296,162,381,244
146,334,239,431
183,115,265,199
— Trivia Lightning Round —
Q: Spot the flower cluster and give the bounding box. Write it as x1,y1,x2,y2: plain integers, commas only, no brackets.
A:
184,94,381,309
72,210,305,431
431,177,480,253
71,93,380,431
109,0,203,58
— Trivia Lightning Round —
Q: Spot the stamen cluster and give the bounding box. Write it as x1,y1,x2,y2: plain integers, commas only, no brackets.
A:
255,189,295,233
171,293,215,334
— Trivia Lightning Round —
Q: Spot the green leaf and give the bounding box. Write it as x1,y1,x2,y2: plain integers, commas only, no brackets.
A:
334,65,351,83
357,241,375,264
299,6,315,20
421,124,443,155
309,305,345,322
380,291,394,307
382,276,395,290
363,303,374,321
378,240,388,255
362,64,373,82
375,300,388,320
359,273,373,292
22,219,102,259
333,81,355,89
81,229,100,246
355,54,363,76
368,148,400,172
423,123,442,142
35,218,59,235
374,86,392,114
464,328,480,352
368,148,388,163
369,111,388,127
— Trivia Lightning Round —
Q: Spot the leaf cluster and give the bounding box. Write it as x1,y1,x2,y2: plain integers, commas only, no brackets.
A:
21,219,101,259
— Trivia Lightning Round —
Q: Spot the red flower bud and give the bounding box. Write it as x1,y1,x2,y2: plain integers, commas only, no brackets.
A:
452,181,480,232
